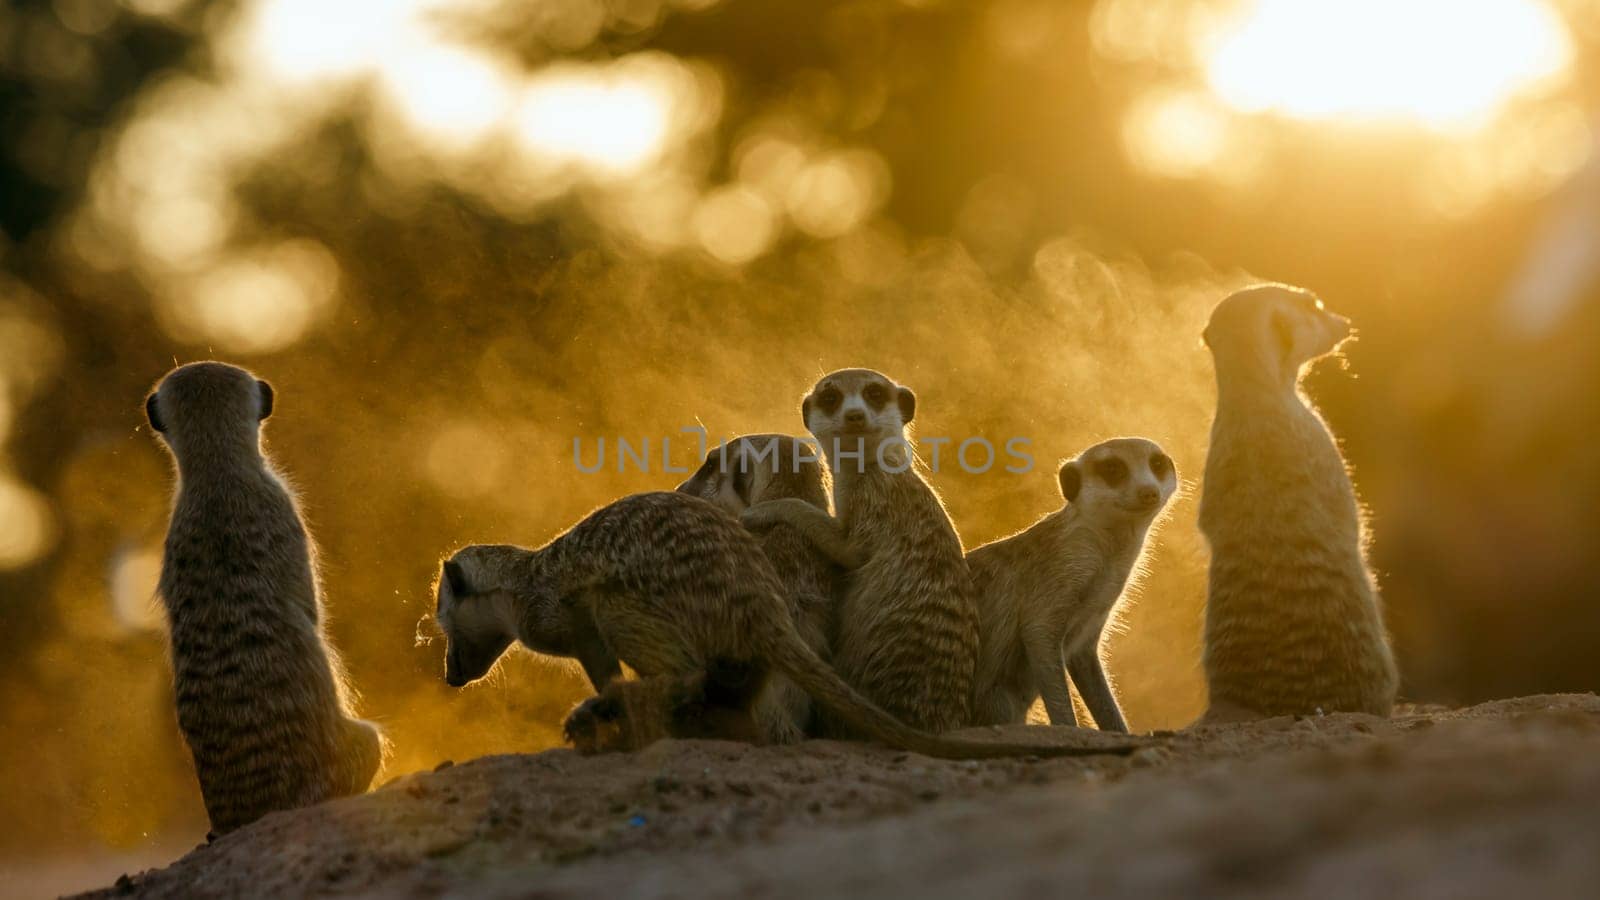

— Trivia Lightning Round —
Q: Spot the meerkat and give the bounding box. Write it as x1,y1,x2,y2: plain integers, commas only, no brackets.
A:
967,438,1177,732
435,491,1138,760
1199,285,1399,722
740,369,980,735
145,362,383,834
676,433,842,736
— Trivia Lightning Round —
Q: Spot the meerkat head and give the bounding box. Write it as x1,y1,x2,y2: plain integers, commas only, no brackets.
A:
145,361,274,451
435,546,529,687
1058,437,1177,524
676,433,829,514
801,368,915,470
1203,285,1352,388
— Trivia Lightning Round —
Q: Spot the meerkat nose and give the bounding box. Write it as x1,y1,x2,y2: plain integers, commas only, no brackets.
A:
1136,486,1161,507
844,409,867,425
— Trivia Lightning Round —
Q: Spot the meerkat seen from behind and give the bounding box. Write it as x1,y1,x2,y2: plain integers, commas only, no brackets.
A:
968,438,1177,732
1199,285,1399,722
436,492,1137,760
146,362,383,834
677,433,842,737
741,369,980,734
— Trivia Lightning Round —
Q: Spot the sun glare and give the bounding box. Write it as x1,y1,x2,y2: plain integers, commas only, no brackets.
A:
1204,0,1573,131
515,67,676,176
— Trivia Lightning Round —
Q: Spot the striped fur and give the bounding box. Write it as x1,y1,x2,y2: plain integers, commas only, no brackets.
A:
968,438,1176,732
743,369,979,734
437,492,1136,760
147,362,382,835
1199,286,1398,721
676,433,843,738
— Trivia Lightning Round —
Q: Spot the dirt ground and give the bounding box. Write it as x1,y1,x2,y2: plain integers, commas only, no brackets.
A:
76,694,1600,899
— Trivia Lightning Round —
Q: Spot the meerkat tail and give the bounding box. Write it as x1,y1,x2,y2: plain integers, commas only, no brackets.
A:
756,614,1140,760
337,718,385,794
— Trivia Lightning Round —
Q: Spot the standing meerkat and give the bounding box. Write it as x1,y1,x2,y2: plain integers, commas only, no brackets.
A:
968,438,1178,732
145,362,382,834
1199,285,1399,721
435,491,1137,760
676,433,843,737
741,369,979,734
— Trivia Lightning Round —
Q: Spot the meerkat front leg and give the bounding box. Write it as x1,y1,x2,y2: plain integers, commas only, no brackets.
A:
741,498,866,569
1022,626,1078,726
1067,648,1128,733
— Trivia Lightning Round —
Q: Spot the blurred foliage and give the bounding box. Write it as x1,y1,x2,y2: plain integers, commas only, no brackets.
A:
2,0,1600,878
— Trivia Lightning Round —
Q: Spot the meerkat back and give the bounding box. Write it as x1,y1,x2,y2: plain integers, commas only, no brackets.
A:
1198,287,1398,721
678,433,842,738
147,362,381,833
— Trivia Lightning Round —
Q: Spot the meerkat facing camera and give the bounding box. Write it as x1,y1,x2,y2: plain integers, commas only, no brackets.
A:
146,362,383,834
741,369,980,735
435,491,1138,760
968,438,1177,732
1199,285,1398,722
677,433,842,737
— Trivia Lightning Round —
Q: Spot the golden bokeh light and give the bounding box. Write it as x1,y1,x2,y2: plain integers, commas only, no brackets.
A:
692,185,779,264
785,150,890,239
1121,89,1234,179
0,473,56,570
157,240,340,355
109,545,166,633
424,422,510,499
1203,0,1573,131
379,43,519,153
514,59,681,178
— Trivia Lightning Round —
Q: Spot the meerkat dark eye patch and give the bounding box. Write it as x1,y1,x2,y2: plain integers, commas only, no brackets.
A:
1149,453,1171,478
1094,457,1128,485
862,382,889,409
145,393,165,433
256,380,274,420
814,387,843,415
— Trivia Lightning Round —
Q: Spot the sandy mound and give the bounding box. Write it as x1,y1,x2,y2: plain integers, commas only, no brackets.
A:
80,695,1600,899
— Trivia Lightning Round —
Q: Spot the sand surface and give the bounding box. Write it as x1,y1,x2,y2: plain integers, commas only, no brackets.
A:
77,694,1600,899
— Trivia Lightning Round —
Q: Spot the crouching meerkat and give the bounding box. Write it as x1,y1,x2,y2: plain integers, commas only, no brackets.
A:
1199,285,1398,722
968,438,1177,732
676,433,843,738
741,369,980,735
145,362,383,834
436,492,1137,760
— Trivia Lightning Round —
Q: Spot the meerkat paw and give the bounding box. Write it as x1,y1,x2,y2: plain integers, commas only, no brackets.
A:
564,693,632,754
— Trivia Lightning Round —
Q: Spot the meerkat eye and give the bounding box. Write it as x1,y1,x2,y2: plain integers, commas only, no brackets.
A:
1094,457,1128,485
1149,453,1170,477
862,383,888,408
815,387,843,414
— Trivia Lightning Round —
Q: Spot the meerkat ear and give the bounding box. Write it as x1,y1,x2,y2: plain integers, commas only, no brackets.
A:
256,380,275,420
1058,462,1082,503
145,393,165,433
896,387,915,424
442,559,472,598
801,395,813,423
